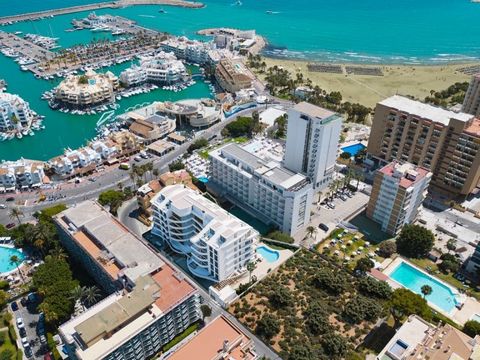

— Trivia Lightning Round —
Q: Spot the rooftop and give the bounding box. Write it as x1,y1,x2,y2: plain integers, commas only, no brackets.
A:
379,95,474,126
464,118,480,137
293,101,336,120
165,315,256,360
56,201,164,283
379,161,431,189
151,265,195,312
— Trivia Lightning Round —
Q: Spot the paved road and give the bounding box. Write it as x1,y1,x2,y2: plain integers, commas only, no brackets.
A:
0,105,277,226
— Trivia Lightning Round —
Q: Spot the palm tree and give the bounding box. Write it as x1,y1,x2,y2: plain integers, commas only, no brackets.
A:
33,222,53,256
10,255,24,283
306,226,316,239
246,261,256,283
84,286,101,307
49,246,68,261
421,285,432,299
9,207,24,225
152,168,159,178
70,285,88,304
446,239,457,254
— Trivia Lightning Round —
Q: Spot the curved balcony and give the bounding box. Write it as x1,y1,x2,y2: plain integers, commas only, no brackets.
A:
165,238,191,255
187,257,216,282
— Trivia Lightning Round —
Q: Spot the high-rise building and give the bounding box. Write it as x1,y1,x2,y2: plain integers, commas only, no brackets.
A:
54,201,200,360
209,143,314,235
366,161,432,235
367,95,480,197
151,184,259,282
284,102,343,190
463,74,480,117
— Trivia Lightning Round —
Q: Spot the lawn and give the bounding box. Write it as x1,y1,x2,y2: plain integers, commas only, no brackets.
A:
229,249,390,359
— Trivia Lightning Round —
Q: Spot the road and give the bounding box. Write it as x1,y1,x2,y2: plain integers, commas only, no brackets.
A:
0,105,277,226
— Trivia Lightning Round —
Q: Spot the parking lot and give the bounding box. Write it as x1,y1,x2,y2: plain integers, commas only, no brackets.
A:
11,293,47,359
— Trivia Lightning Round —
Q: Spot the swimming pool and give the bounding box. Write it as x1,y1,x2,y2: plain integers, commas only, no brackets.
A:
341,143,366,157
197,176,209,183
0,246,25,274
256,246,279,263
389,261,459,313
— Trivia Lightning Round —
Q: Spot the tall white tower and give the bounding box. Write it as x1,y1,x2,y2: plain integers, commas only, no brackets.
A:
284,102,343,190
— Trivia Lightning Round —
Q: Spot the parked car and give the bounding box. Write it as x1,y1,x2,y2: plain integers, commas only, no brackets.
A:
6,223,15,229
21,337,29,348
0,204,6,209
44,353,53,360
327,202,335,209
20,297,27,307
318,223,329,232
10,301,18,311
339,194,347,201
6,197,14,202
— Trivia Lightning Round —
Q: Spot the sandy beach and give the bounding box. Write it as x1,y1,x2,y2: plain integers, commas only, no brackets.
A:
262,58,478,108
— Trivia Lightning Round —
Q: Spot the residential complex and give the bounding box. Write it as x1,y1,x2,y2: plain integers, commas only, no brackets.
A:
163,315,257,360
55,201,200,360
284,102,343,190
0,91,35,132
160,37,221,65
463,74,480,117
377,315,480,360
367,95,480,197
366,161,432,235
119,51,189,87
214,58,253,93
0,159,46,191
54,69,119,109
209,143,314,235
151,185,259,282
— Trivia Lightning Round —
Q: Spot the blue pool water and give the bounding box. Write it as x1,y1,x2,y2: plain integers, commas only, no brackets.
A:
341,143,366,157
390,262,459,313
256,246,279,263
197,177,209,183
0,246,25,274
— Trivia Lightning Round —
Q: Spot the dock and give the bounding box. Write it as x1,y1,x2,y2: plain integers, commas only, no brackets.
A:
0,31,55,61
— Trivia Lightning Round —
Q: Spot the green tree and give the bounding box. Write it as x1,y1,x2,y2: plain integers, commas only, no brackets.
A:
0,290,8,309
463,320,480,337
84,286,101,306
98,190,125,215
321,333,347,359
9,207,23,225
421,285,432,299
438,253,460,274
200,304,212,320
246,261,256,283
340,151,352,160
396,224,435,258
169,160,185,172
378,240,397,258
268,286,292,308
313,269,347,295
343,295,382,323
446,239,457,254
306,226,316,239
256,314,280,340
358,277,392,299
10,255,24,283
355,257,374,274
390,288,430,322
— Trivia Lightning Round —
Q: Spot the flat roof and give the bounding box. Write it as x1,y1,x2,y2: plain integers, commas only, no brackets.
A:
293,102,335,119
259,107,286,127
379,95,473,125
151,265,195,312
57,201,164,283
166,315,255,360
379,161,431,189
221,143,264,170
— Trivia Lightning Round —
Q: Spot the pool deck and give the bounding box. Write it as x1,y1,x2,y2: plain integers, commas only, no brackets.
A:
382,257,480,325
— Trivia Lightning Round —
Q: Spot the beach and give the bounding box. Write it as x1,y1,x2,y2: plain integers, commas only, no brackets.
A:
262,58,478,108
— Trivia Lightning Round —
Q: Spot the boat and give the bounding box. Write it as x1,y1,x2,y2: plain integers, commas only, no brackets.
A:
28,130,34,136
159,8,166,13
16,133,22,139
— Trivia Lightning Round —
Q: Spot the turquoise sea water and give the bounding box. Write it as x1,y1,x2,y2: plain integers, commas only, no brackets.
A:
0,0,479,161
390,261,458,313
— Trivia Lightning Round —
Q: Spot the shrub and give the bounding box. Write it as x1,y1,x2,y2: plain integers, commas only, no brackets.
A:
256,314,280,340
313,268,347,295
268,286,293,308
358,277,392,299
0,280,9,290
0,332,5,345
343,295,382,324
463,320,480,337
378,240,396,258
321,333,348,358
0,349,14,360
266,230,294,244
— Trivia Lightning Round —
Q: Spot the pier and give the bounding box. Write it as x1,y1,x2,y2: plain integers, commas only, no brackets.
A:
0,0,203,25
0,32,55,61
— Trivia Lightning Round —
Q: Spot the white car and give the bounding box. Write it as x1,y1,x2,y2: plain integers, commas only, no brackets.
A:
16,317,24,327
21,337,29,348
0,204,5,209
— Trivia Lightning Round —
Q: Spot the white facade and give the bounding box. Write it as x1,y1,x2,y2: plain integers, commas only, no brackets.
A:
209,143,314,235
160,37,219,65
0,91,34,132
151,185,259,282
0,159,45,190
119,51,189,87
284,102,343,190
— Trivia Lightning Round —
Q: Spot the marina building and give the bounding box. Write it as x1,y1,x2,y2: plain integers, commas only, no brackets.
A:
209,143,314,235
366,161,431,235
463,74,480,117
0,159,46,191
55,201,200,360
160,37,219,65
214,58,253,93
284,102,343,190
164,315,257,360
367,95,480,197
0,91,35,132
157,99,221,128
151,185,259,282
119,51,189,87
49,147,102,178
376,314,480,360
54,69,119,109
128,116,176,144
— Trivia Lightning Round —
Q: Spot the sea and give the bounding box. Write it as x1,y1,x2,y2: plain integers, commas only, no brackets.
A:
0,0,479,161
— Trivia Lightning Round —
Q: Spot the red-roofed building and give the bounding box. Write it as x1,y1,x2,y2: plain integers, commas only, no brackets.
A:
366,161,432,235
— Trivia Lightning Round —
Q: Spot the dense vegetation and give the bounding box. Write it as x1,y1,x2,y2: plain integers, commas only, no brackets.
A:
395,224,435,258
221,114,261,138
424,82,469,107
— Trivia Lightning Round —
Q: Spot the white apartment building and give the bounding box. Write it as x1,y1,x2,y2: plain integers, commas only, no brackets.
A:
160,37,219,65
119,51,189,87
55,201,200,360
284,102,343,190
151,185,259,282
0,159,45,191
90,139,118,160
366,161,432,235
209,143,314,236
0,91,34,131
463,74,480,117
49,147,102,177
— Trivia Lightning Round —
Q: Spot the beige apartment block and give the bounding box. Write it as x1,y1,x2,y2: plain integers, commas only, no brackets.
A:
463,74,480,117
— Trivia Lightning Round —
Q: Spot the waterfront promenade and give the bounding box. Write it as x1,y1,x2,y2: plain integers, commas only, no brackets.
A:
0,0,202,25
0,32,55,61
